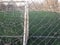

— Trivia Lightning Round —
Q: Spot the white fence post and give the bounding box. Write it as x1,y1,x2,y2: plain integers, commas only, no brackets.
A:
23,1,29,45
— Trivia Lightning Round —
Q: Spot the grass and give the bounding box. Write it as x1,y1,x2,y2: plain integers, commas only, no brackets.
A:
0,10,60,45
28,11,60,45
0,11,24,36
29,11,60,36
0,11,23,45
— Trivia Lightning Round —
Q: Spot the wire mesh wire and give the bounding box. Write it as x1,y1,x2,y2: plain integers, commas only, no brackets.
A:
0,0,25,45
28,0,60,45
0,0,60,45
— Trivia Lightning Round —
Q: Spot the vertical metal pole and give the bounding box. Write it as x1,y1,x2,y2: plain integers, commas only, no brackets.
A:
23,1,29,45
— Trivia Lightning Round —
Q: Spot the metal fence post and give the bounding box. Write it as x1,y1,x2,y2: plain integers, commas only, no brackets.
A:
23,1,29,45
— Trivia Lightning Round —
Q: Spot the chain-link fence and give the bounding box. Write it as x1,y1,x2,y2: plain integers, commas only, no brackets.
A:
28,0,60,45
0,0,60,45
0,0,25,45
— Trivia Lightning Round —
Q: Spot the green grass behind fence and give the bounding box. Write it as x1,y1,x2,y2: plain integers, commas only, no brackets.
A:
0,11,60,45
0,11,24,36
28,11,60,45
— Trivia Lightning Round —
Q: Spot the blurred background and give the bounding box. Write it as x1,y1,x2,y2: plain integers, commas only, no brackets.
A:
0,0,60,12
